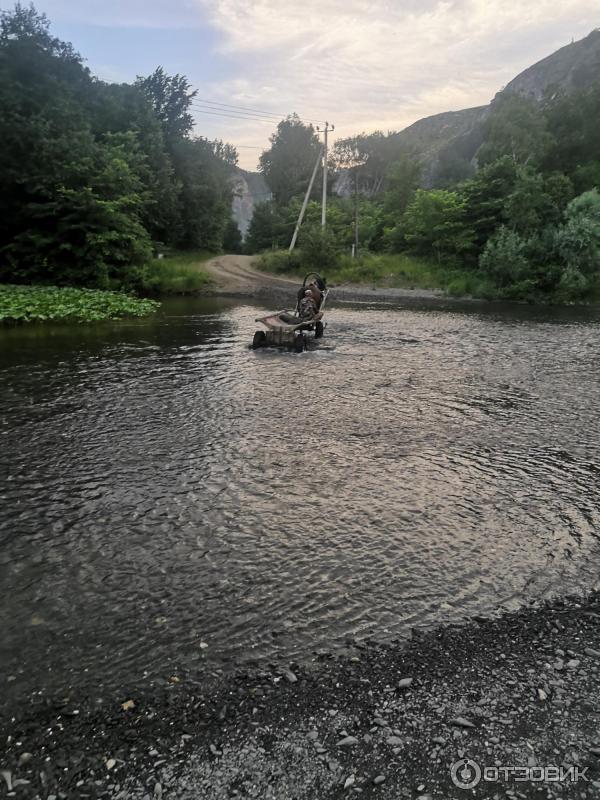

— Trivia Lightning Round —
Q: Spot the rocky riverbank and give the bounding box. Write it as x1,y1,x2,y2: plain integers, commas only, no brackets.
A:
2,594,600,799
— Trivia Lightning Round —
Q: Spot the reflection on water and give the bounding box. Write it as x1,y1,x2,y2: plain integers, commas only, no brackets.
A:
1,296,600,705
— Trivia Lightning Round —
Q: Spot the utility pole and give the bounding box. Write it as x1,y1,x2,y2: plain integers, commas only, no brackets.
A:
354,164,359,257
316,122,334,229
289,146,324,253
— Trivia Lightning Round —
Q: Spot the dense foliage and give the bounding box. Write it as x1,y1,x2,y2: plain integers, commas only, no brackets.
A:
0,4,238,290
0,284,160,322
250,78,600,302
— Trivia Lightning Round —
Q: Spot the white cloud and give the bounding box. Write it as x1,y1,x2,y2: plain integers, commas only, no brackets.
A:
193,0,599,168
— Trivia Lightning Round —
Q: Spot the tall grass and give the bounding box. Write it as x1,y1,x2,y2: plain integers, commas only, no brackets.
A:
119,251,214,296
257,250,497,298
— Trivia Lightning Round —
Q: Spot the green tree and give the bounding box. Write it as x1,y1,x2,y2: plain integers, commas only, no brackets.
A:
556,189,600,276
245,202,288,252
383,156,422,216
259,115,322,205
477,94,554,167
223,218,243,253
135,66,196,148
478,226,530,288
503,167,573,236
542,83,600,192
401,189,473,262
461,156,520,255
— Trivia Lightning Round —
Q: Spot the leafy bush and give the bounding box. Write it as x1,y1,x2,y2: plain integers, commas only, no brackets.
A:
401,189,473,262
296,224,340,270
479,227,530,287
555,190,600,280
256,249,304,275
0,284,160,323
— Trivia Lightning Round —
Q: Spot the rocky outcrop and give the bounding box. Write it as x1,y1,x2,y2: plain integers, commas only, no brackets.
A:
500,28,600,102
230,167,271,239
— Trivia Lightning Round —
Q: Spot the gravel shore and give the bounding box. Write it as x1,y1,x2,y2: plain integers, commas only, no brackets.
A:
3,593,600,799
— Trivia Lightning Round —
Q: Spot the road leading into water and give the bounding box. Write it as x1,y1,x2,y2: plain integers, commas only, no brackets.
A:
203,254,298,294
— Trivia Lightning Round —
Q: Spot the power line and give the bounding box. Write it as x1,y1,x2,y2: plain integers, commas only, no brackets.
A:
192,96,326,125
191,106,285,125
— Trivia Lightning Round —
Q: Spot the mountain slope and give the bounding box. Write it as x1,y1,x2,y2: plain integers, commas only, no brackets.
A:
337,29,600,192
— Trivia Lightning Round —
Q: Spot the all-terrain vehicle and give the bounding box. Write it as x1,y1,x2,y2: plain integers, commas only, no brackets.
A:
252,273,329,352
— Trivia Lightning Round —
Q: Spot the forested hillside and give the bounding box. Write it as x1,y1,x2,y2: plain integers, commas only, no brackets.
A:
0,4,238,290
250,31,600,303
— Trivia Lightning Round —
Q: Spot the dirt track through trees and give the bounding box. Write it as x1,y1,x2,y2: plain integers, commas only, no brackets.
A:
202,255,297,294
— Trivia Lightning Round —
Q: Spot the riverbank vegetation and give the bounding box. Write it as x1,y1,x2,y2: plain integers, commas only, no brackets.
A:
258,249,496,298
248,86,600,303
0,284,160,323
119,251,213,296
0,5,239,296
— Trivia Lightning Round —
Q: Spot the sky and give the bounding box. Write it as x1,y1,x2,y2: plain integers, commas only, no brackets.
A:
22,0,600,170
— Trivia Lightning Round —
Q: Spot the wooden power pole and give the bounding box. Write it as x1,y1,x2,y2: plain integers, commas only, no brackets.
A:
317,122,334,229
289,146,324,253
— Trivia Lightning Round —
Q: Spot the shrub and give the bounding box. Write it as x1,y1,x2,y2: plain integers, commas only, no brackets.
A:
479,226,530,287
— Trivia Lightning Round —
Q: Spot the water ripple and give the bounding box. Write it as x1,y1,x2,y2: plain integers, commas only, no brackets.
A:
1,299,600,701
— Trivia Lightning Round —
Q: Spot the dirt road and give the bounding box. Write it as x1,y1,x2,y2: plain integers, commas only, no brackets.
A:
203,254,455,303
203,254,297,294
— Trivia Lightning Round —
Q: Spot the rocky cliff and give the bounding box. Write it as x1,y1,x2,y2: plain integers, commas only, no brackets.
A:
230,167,271,239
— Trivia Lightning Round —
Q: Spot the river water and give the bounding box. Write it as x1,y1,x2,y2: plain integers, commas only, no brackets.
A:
2,296,600,705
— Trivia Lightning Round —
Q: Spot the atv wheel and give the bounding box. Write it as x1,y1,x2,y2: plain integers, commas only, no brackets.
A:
315,320,324,339
252,330,266,349
294,334,306,353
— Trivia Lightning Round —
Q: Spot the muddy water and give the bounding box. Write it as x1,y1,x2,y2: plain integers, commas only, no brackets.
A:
2,297,600,704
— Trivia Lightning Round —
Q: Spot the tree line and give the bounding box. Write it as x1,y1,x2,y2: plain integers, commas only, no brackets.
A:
0,4,241,290
249,88,600,302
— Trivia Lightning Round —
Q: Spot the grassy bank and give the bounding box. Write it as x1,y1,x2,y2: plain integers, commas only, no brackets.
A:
121,251,214,296
0,285,160,323
257,250,497,298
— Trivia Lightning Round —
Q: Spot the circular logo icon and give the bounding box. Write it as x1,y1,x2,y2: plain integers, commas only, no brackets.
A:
451,758,482,789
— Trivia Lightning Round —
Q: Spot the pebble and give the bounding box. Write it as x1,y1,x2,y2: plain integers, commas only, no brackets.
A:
537,689,548,701
386,736,403,746
344,775,355,789
398,677,413,689
585,647,600,659
566,659,580,669
450,717,475,728
283,670,298,683
432,737,446,745
590,747,600,756
373,775,386,785
18,753,32,766
106,759,116,771
336,736,359,747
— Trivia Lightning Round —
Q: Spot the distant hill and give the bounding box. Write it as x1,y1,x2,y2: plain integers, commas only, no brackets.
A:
337,29,600,192
501,28,600,100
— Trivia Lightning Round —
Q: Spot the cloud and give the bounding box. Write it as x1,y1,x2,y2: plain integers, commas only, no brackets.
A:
39,0,599,168
191,0,599,167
